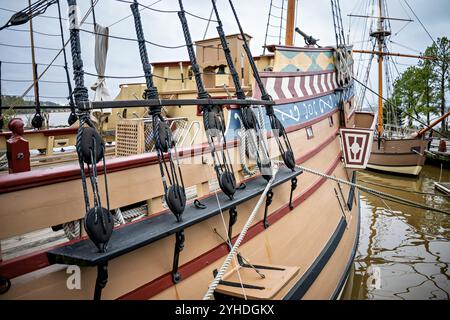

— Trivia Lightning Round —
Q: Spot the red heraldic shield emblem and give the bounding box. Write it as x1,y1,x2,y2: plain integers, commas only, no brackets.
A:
340,128,373,169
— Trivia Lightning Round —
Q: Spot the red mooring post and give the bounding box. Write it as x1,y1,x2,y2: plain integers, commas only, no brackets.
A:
6,118,30,173
438,139,447,153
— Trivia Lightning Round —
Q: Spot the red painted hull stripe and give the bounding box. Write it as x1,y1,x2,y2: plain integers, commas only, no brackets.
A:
0,108,337,194
0,128,339,281
0,127,78,138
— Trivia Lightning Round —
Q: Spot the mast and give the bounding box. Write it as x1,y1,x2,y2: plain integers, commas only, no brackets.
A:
285,0,296,46
56,0,77,125
353,50,436,61
28,0,42,129
371,0,390,138
376,0,383,137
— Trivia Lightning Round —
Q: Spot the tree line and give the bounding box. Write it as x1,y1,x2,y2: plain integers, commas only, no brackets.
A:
386,37,449,134
0,95,66,129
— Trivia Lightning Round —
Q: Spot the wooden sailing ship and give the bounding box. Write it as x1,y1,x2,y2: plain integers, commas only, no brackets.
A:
351,0,437,176
0,0,368,300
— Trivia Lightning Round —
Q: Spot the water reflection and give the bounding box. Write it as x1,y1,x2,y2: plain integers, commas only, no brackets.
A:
343,165,450,300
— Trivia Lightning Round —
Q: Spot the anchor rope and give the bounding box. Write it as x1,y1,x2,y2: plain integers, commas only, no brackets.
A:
276,161,449,215
379,197,447,242
206,163,248,300
203,165,279,300
358,178,450,198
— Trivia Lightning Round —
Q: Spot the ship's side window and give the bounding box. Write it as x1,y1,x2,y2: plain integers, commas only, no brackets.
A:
328,116,334,127
306,126,314,140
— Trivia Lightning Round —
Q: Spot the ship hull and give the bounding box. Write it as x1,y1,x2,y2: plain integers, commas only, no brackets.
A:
0,43,361,300
367,138,428,176
0,95,359,300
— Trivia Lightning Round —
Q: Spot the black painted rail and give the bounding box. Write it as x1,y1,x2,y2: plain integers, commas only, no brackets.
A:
47,166,301,299
0,98,274,111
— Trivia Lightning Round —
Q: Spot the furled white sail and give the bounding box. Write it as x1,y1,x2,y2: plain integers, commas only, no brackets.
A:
91,23,112,119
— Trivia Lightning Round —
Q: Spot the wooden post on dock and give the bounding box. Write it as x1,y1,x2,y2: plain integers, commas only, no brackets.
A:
6,118,31,173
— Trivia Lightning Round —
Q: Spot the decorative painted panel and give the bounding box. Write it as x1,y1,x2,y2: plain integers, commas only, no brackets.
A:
254,71,338,103
273,49,335,72
225,92,340,139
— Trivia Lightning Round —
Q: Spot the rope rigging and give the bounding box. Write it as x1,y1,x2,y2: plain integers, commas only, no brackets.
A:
203,165,280,300
4,27,61,37
228,0,296,172
358,177,450,198
0,5,94,25
210,0,272,180
0,42,60,51
356,44,376,112
0,60,67,67
20,0,99,100
1,78,67,84
0,0,78,127
0,0,57,32
2,94,71,100
28,0,44,130
331,0,353,89
56,0,77,125
283,162,449,215
330,0,346,47
177,0,237,200
108,0,163,28
67,0,113,252
0,1,232,106
130,0,186,222
263,0,288,55
84,69,235,81
78,26,238,51
277,0,285,45
115,0,219,23
403,0,436,47
352,76,450,139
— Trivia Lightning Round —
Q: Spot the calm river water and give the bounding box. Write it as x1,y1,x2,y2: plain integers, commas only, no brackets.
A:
343,165,450,300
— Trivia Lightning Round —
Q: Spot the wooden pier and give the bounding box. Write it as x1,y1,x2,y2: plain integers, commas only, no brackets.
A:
425,139,450,167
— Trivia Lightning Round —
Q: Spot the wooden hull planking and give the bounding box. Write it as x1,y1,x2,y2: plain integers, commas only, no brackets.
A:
0,108,359,300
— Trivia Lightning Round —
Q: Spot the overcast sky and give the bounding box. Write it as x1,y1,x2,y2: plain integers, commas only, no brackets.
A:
0,0,449,107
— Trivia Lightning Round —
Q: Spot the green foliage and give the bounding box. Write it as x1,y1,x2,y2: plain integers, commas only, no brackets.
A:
1,95,61,108
390,37,449,132
425,37,450,133
390,66,423,128
0,95,63,130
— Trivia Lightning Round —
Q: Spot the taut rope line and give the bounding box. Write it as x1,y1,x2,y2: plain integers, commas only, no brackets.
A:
203,165,279,300
281,162,449,215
